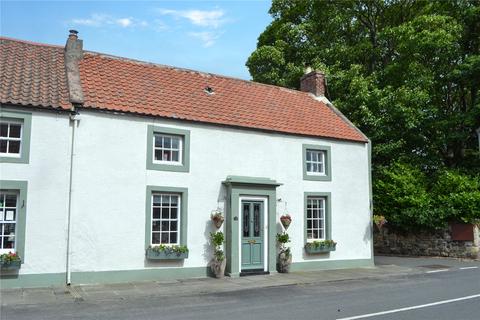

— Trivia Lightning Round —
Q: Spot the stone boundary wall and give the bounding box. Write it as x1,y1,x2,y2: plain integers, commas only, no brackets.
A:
374,225,479,259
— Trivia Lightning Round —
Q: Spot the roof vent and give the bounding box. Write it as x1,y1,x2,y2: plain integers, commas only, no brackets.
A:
204,86,214,95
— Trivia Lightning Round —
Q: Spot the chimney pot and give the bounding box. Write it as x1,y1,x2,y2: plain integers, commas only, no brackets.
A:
68,30,79,40
300,70,326,97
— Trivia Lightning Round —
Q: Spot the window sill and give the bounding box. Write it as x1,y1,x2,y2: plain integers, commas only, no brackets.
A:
145,247,189,260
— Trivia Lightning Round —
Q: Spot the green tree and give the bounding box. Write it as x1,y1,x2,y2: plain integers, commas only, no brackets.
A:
248,0,480,229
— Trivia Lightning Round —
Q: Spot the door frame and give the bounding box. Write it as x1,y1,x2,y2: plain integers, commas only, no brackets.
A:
238,196,268,272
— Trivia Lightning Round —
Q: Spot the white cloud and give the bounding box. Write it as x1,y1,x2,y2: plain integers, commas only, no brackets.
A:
157,8,226,28
71,14,147,28
188,31,222,47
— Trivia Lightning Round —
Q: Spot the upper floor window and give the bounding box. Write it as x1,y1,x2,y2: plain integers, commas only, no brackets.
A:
0,109,31,164
0,121,22,157
146,125,190,172
154,134,182,164
306,149,325,175
302,144,331,181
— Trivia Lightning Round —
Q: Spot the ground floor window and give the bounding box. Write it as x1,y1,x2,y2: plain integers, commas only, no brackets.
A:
151,193,180,245
0,192,17,253
145,186,188,250
306,196,325,240
304,192,332,242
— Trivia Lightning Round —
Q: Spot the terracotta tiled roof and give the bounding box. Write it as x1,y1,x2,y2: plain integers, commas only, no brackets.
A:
1,37,367,142
0,38,71,109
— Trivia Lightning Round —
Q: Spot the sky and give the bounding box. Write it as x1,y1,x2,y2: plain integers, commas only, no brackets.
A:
1,1,273,80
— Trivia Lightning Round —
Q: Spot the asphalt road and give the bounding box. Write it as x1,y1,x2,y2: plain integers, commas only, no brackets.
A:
2,259,479,320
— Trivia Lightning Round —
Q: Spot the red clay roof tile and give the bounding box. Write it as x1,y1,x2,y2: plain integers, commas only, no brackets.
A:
1,37,367,142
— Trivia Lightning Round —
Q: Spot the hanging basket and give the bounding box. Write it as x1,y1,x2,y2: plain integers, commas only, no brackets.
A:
212,215,225,229
280,215,292,230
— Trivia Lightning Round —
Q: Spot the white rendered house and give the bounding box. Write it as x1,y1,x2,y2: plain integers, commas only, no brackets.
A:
0,32,372,288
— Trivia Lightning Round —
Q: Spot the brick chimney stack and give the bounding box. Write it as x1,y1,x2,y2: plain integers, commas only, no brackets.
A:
64,30,84,105
300,69,326,97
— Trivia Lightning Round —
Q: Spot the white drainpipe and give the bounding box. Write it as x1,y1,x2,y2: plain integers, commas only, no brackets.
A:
66,111,80,285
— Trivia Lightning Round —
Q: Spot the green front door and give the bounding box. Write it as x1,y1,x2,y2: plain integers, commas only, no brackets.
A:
241,200,264,270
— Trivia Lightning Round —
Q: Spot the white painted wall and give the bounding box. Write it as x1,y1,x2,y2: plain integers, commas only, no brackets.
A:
1,107,371,276
0,108,71,275
69,110,371,273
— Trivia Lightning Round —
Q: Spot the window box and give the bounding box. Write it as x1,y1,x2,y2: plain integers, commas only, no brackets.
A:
0,259,21,270
0,252,22,270
146,246,189,260
304,240,337,254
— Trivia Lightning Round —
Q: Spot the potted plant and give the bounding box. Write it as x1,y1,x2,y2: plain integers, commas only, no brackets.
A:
210,231,226,278
276,232,292,273
0,252,21,270
373,215,387,230
280,214,292,230
304,240,337,254
211,210,225,229
146,244,189,260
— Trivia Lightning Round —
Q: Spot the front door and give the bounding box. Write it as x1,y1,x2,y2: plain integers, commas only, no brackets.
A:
241,200,264,271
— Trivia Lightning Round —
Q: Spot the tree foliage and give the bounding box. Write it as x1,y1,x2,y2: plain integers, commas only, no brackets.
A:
248,0,480,229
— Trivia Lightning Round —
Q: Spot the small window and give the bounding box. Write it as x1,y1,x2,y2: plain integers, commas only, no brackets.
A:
0,191,18,254
0,110,31,164
306,197,325,240
151,193,180,245
306,150,325,175
153,134,182,164
302,144,331,181
146,126,190,172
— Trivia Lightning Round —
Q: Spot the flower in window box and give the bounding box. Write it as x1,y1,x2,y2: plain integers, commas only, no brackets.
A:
211,210,224,229
280,214,292,230
0,251,21,270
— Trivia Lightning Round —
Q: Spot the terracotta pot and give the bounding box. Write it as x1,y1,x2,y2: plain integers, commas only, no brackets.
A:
211,258,227,278
212,216,224,229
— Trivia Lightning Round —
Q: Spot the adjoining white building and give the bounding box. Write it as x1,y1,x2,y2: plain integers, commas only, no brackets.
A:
0,32,372,288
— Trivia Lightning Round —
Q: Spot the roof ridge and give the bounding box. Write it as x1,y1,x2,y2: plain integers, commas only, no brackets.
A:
0,36,64,49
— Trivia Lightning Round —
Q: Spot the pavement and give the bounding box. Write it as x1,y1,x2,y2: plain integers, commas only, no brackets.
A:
1,255,478,308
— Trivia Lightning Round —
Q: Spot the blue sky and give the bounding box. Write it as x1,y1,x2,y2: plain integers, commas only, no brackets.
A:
1,1,272,79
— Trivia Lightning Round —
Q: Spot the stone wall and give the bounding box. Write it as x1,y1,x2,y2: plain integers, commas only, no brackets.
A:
374,225,479,259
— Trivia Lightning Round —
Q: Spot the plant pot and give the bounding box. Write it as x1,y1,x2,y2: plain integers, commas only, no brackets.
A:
212,216,224,229
0,259,21,270
280,218,291,230
277,251,292,273
304,244,336,254
210,258,227,278
146,248,189,260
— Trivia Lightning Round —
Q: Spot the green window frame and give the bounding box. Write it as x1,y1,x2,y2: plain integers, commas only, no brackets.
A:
302,144,331,181
0,109,32,164
146,125,190,172
304,192,331,243
145,186,188,250
0,180,27,263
